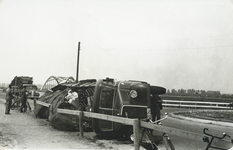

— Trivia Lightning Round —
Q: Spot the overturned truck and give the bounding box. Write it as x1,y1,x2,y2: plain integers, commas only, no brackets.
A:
35,78,166,139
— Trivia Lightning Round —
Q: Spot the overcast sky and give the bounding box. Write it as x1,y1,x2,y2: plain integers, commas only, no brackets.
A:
0,0,233,93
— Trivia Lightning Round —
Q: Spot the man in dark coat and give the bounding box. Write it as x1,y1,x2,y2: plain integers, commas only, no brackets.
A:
5,84,13,114
20,86,27,112
151,94,162,123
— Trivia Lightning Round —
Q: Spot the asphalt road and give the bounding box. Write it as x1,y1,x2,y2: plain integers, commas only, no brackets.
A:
160,108,233,150
0,91,233,150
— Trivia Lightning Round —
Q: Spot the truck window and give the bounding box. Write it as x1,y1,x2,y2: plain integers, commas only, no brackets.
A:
26,86,38,91
98,87,115,131
99,87,114,109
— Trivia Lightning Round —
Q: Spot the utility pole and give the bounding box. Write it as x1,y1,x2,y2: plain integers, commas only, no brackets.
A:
76,41,81,82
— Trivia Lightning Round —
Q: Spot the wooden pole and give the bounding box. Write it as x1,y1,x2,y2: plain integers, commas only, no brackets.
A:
33,99,36,116
76,42,81,82
133,119,140,150
79,111,84,137
48,104,51,117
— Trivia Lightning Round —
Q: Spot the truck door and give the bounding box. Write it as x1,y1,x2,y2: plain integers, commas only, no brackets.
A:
98,86,115,132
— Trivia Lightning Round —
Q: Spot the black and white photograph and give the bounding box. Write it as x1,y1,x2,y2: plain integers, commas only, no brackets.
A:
0,0,233,150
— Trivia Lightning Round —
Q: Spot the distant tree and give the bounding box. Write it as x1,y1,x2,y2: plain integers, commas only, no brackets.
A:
171,89,177,95
207,91,221,98
200,90,207,97
180,89,186,95
187,89,195,96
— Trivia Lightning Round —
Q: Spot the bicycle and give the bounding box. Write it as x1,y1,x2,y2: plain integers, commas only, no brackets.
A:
11,95,21,110
150,113,175,150
203,128,233,150
11,95,32,112
163,133,175,150
139,113,175,150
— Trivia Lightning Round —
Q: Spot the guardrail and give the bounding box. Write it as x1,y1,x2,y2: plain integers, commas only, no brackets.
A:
34,100,232,150
163,100,231,109
33,100,51,115
35,100,51,107
57,108,232,150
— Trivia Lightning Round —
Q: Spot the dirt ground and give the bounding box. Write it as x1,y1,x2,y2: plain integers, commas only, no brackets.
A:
1,91,232,150
0,99,136,150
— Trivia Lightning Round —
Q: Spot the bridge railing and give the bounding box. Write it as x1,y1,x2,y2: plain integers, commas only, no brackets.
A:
163,100,231,109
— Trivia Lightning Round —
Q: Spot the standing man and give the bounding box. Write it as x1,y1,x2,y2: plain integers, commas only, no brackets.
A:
5,84,13,114
151,94,162,124
20,86,27,113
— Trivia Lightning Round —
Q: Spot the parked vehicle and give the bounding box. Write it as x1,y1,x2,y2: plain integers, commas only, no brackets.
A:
9,76,35,111
23,84,40,100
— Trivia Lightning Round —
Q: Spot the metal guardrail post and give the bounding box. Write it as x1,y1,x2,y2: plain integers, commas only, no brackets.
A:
133,118,140,150
79,111,84,137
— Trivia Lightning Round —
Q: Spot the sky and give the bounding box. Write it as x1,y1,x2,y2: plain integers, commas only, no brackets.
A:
0,0,233,93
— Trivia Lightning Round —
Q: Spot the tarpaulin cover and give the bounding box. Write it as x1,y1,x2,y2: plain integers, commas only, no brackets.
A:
48,89,80,131
34,88,79,130
34,90,54,118
34,79,96,131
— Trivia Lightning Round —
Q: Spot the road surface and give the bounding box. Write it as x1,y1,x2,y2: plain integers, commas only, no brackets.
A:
161,108,233,149
0,93,135,149
0,91,232,149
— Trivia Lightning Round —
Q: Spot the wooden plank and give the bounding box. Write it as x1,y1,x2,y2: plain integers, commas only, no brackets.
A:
86,112,134,125
36,101,51,107
57,108,134,125
57,108,81,115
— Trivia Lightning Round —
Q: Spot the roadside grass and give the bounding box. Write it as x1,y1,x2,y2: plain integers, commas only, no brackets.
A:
175,110,233,123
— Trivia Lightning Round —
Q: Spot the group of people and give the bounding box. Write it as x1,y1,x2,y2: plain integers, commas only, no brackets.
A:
5,84,28,114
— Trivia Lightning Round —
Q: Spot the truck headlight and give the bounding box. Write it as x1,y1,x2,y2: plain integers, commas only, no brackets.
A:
130,90,137,98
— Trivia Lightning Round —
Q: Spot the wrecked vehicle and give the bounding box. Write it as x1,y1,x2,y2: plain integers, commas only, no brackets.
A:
34,78,166,139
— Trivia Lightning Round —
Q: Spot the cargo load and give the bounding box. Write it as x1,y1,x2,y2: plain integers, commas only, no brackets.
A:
35,79,96,131
11,76,33,87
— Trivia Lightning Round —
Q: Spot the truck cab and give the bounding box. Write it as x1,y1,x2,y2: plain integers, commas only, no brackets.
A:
92,78,166,138
23,84,40,100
